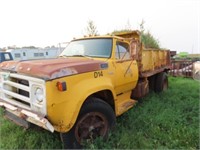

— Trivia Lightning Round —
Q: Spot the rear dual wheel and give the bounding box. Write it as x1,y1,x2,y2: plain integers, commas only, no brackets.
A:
149,72,168,93
60,97,116,149
155,72,168,92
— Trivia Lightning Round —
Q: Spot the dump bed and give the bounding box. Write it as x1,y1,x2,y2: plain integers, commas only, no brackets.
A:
114,31,171,78
139,49,171,77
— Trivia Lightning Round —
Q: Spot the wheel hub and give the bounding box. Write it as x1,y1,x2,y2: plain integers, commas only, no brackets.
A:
89,126,95,132
75,112,108,143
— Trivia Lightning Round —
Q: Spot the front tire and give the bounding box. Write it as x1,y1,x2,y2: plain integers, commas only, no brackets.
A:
60,97,116,149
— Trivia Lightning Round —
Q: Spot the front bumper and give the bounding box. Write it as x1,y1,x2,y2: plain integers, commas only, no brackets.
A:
0,100,54,132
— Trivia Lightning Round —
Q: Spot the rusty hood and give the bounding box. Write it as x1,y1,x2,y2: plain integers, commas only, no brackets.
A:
0,58,108,80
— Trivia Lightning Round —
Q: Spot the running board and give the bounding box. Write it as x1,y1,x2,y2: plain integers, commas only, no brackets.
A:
115,91,137,116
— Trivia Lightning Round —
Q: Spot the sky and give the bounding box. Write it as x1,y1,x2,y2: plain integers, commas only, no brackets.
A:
0,0,199,54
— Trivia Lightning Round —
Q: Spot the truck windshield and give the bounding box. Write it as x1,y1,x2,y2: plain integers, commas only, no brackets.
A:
60,38,112,58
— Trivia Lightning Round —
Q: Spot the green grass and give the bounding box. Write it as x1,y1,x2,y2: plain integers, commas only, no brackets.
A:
0,77,199,149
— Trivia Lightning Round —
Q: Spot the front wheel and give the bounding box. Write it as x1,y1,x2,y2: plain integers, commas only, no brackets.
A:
60,97,116,149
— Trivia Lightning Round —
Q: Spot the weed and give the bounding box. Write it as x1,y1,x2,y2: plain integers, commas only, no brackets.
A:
0,77,199,149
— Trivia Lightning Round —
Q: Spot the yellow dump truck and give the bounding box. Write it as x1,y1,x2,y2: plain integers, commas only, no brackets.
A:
0,30,171,148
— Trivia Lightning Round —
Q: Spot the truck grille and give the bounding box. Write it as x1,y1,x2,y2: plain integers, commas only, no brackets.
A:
0,72,45,111
18,79,30,97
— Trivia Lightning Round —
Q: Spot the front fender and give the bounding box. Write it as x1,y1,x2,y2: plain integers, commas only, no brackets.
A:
46,72,116,132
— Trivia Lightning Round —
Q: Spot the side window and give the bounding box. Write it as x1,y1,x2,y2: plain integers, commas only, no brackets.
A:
34,53,39,57
4,54,11,60
39,53,44,56
15,53,21,58
115,42,130,60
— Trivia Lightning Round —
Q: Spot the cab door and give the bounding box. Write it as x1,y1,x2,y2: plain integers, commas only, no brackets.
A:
114,41,138,94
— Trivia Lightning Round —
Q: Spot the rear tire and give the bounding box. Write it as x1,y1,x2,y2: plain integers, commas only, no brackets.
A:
155,72,168,93
148,75,156,91
60,97,116,149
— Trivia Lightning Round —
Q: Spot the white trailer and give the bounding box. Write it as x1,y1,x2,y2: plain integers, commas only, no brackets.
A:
6,48,62,61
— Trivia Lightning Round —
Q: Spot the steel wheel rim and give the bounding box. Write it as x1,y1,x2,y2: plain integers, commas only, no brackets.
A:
75,112,108,143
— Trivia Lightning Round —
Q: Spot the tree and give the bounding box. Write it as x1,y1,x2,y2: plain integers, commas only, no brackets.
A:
112,20,132,35
125,19,132,31
139,19,145,34
141,31,160,49
86,20,98,36
140,20,160,49
112,20,160,49
22,46,37,49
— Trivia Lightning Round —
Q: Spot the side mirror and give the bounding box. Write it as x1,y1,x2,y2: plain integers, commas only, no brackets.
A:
130,40,139,60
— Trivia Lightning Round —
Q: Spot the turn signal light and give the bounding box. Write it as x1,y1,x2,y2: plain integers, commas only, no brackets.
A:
57,81,67,91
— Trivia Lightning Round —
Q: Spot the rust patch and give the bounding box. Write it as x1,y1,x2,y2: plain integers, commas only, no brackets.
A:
0,60,19,71
51,68,78,79
140,65,171,78
131,79,149,99
0,58,107,80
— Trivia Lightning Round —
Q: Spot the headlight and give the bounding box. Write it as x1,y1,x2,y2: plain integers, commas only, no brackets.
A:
35,87,44,103
31,84,46,115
